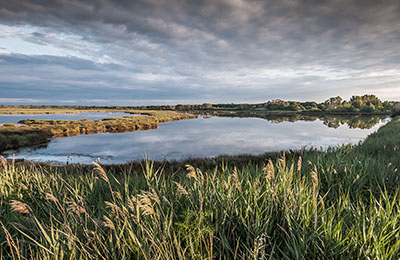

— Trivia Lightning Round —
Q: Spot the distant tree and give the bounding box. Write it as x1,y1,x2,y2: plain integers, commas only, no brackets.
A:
324,96,343,110
350,94,383,111
301,102,319,110
201,103,213,109
350,96,363,108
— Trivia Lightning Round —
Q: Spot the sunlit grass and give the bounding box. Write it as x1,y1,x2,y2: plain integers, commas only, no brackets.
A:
0,109,196,152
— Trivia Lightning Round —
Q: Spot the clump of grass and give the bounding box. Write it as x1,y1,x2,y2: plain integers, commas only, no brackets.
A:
2,124,16,128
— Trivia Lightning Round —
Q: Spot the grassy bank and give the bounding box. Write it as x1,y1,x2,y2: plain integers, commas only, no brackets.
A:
0,117,399,259
0,107,122,115
0,110,196,152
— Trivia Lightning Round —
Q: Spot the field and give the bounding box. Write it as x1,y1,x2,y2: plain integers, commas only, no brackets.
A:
1,116,399,259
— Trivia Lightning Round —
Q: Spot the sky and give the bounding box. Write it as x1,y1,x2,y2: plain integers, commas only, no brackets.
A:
0,0,400,105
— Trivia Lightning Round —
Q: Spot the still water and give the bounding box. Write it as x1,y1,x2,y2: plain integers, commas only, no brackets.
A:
0,112,135,125
7,116,389,164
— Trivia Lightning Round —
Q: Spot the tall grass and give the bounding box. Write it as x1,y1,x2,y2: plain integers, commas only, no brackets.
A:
0,118,399,259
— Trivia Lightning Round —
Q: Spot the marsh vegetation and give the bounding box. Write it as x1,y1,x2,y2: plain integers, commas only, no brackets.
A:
0,100,399,259
0,117,399,259
0,109,196,152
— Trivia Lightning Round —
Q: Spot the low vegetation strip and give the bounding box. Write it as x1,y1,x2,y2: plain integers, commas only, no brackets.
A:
142,94,400,115
2,94,400,116
0,110,196,152
0,117,399,259
0,108,120,114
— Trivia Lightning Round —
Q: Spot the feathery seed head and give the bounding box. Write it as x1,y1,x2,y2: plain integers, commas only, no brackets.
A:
105,201,121,217
103,216,115,230
10,200,32,214
68,201,86,215
0,157,7,171
297,156,302,172
231,167,242,191
18,183,28,191
174,181,188,195
45,193,59,204
263,159,275,181
113,191,122,201
279,152,286,169
93,162,109,183
311,168,319,190
186,165,198,181
138,194,155,216
149,189,161,204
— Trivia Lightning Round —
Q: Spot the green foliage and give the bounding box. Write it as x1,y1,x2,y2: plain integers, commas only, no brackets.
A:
140,94,396,114
1,117,400,259
324,96,343,110
350,94,383,110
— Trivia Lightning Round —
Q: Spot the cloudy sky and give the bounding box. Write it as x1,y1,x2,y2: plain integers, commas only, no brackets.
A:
0,0,400,105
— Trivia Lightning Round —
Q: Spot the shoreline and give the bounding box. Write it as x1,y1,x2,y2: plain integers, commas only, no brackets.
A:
0,109,197,152
4,116,396,169
1,111,391,165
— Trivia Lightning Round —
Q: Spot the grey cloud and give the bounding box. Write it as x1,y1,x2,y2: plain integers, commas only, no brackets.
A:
0,0,400,104
1,0,399,67
0,54,215,104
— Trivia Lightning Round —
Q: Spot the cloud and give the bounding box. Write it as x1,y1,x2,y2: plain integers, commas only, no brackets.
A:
0,0,399,104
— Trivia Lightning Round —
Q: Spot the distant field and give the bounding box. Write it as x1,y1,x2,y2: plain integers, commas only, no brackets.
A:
0,107,121,114
1,117,399,259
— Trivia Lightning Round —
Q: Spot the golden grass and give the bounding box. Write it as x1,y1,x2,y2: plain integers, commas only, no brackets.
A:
0,109,196,152
0,107,128,114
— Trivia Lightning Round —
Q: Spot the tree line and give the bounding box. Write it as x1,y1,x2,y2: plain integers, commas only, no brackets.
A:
1,94,399,114
143,94,400,114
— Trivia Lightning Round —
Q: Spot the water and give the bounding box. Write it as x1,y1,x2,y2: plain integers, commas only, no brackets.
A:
6,116,389,164
0,112,137,125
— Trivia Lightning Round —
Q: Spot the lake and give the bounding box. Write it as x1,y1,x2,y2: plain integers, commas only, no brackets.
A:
4,115,389,164
0,112,136,125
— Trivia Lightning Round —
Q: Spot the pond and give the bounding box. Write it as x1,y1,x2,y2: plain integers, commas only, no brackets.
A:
0,112,137,125
4,115,389,164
